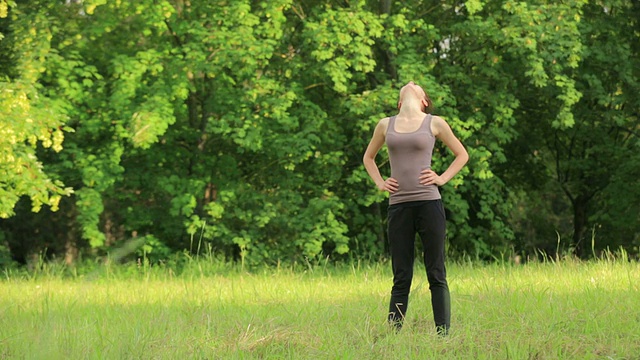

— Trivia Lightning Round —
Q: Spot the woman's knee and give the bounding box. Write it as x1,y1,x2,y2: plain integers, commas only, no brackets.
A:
426,269,447,287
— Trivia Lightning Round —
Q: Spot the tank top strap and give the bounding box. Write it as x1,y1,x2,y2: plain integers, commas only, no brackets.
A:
421,114,433,136
386,116,397,135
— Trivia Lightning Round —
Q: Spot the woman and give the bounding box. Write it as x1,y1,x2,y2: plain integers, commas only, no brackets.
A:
363,81,468,335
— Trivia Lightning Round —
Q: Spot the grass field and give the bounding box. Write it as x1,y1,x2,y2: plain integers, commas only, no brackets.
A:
1,257,639,359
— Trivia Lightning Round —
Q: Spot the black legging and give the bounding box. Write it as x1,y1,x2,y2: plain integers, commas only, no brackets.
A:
387,199,450,333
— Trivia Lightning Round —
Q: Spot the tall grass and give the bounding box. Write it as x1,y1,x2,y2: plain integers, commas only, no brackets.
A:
1,255,639,359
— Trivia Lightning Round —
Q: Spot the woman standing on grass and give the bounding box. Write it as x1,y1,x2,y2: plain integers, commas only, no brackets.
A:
363,81,468,335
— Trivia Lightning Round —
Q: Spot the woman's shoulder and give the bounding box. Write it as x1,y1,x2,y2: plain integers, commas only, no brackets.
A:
375,116,392,132
429,115,450,136
430,114,446,124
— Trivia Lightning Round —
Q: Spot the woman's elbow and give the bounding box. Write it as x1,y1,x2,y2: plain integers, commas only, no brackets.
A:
458,150,469,165
363,153,374,165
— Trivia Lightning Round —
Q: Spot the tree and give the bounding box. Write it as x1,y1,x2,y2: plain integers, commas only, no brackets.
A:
501,0,640,256
0,0,72,220
1,0,638,266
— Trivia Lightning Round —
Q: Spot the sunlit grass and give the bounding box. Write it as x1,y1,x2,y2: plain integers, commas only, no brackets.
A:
1,257,639,359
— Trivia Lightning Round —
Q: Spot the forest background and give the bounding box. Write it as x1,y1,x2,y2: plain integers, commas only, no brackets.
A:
1,0,638,268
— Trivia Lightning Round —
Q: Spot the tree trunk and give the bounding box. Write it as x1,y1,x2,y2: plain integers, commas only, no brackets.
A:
380,0,391,14
64,235,78,265
571,195,589,258
64,201,79,265
378,0,397,81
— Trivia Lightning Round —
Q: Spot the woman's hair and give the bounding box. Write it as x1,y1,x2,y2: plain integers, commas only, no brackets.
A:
423,90,434,114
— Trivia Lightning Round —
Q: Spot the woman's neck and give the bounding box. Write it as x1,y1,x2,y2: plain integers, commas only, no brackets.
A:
398,99,425,117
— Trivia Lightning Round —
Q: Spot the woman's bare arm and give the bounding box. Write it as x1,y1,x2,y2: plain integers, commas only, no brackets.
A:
363,118,398,193
419,116,468,186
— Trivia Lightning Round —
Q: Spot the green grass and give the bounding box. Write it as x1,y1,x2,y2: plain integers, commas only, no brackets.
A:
1,258,639,359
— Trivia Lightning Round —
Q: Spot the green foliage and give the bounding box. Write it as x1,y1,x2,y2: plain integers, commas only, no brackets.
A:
0,0,638,264
0,1,73,219
499,0,640,255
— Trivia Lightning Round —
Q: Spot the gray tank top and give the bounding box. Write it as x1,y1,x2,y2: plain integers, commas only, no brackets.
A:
386,115,440,205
